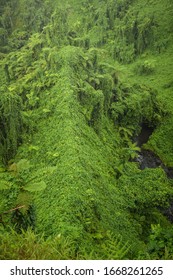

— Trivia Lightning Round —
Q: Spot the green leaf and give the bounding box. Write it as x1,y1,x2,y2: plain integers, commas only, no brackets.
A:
28,145,40,151
42,108,51,113
23,181,47,192
16,192,32,212
16,159,31,172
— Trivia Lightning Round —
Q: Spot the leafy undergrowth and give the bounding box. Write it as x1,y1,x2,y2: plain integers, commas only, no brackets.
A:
0,0,173,259
0,225,132,260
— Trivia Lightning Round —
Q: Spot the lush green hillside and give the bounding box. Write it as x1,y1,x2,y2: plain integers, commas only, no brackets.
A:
0,0,173,259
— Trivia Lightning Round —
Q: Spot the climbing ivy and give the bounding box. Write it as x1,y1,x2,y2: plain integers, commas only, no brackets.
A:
0,0,173,260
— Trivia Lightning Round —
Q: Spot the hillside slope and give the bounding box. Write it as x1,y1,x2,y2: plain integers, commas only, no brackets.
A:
0,0,173,259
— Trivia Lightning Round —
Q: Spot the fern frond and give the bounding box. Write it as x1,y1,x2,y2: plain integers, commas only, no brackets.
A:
0,180,13,190
101,233,130,260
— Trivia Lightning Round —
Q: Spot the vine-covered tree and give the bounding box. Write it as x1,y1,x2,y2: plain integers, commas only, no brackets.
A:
0,0,173,260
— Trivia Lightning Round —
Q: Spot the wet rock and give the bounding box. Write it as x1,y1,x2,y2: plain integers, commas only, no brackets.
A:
135,149,173,179
163,202,173,223
133,123,173,222
134,123,154,147
138,149,162,170
163,167,173,179
134,123,173,178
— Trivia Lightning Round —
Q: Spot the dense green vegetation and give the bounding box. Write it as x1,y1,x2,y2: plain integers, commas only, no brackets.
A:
0,0,173,259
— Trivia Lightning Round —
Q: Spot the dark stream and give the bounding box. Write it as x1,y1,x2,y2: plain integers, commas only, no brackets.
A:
135,124,173,178
136,124,154,147
134,124,173,221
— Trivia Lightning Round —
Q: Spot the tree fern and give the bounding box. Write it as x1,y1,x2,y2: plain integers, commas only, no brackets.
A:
0,89,22,163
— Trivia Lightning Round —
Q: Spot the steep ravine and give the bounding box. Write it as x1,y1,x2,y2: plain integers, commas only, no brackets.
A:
135,124,173,179
135,124,173,221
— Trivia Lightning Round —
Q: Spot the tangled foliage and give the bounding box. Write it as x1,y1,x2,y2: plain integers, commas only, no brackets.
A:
0,0,173,259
